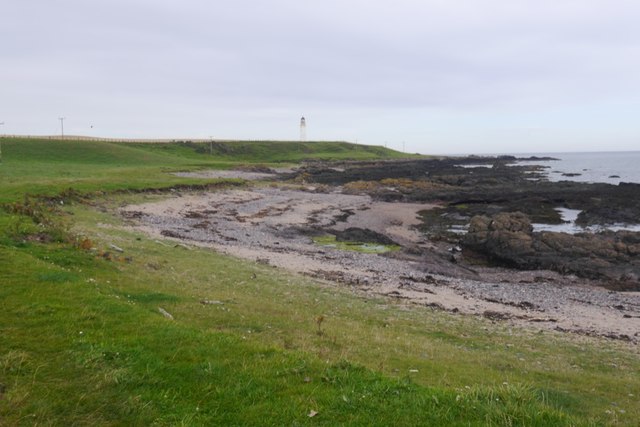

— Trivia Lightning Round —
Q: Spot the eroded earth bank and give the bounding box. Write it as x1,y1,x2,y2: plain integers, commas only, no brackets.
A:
121,158,640,343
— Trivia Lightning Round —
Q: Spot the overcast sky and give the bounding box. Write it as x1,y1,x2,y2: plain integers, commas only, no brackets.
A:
2,0,640,154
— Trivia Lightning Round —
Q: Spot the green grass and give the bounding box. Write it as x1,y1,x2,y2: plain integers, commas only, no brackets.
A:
0,139,207,204
0,138,413,204
0,137,638,425
0,220,596,426
127,140,421,163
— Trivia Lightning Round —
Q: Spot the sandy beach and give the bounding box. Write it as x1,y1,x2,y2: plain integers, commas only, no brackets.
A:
120,175,640,343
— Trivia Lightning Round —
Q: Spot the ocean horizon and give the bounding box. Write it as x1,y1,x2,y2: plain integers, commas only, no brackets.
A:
508,151,640,185
451,151,640,185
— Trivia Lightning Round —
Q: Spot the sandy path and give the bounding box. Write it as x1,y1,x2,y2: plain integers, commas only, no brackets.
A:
174,168,295,181
120,187,640,343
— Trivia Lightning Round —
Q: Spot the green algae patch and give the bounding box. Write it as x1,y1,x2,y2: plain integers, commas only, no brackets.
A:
313,234,401,254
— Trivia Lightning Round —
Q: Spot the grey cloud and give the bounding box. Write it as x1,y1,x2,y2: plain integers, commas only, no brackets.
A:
2,0,640,151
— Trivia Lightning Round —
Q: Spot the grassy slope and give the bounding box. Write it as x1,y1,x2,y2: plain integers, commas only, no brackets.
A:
126,140,421,163
0,138,638,425
0,138,414,203
0,139,215,204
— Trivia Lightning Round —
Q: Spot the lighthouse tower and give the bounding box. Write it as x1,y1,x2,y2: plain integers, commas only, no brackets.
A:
300,116,307,141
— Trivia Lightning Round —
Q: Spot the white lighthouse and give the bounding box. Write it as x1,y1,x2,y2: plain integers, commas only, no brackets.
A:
300,116,307,141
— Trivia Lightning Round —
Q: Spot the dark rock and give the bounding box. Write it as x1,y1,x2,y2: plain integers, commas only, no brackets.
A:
518,156,559,161
464,212,535,267
161,230,182,238
483,310,512,320
185,211,206,219
463,212,640,290
333,227,397,246
334,209,355,222
122,210,146,219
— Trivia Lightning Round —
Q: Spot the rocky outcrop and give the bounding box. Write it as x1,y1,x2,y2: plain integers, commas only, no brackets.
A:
463,212,640,290
464,212,535,267
290,159,640,290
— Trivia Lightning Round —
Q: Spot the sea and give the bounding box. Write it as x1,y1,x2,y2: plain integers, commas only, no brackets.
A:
469,151,640,233
511,151,640,185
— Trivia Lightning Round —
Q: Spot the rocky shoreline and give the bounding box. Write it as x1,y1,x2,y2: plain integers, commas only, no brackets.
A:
288,157,640,289
464,212,640,289
119,158,640,343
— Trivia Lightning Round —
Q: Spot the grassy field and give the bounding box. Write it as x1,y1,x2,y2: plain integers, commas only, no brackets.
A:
0,138,413,204
126,140,422,163
1,138,638,425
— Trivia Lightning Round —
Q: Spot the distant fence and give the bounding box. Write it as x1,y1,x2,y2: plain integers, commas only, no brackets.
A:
0,134,245,143
0,135,335,144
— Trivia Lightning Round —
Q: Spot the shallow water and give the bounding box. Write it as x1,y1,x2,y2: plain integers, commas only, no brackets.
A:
532,207,640,234
455,164,493,169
